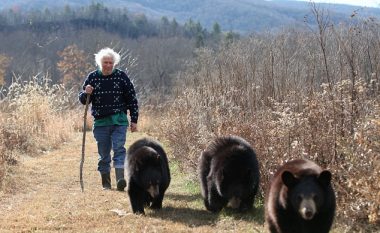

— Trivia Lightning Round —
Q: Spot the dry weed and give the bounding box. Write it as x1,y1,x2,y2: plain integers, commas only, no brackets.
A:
145,30,380,231
0,74,78,191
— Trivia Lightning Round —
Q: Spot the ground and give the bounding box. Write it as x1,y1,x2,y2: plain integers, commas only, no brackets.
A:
0,132,266,233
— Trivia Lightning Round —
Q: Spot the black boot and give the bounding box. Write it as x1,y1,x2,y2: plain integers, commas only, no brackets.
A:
115,168,126,191
101,173,111,190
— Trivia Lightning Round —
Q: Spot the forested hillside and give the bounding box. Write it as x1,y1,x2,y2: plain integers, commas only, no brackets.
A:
1,0,380,32
0,2,228,93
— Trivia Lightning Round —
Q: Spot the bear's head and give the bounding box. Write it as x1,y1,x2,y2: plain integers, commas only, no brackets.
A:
134,146,162,198
281,170,332,220
217,164,255,210
141,168,161,198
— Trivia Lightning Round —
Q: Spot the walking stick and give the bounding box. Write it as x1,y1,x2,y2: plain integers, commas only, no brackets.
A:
80,94,90,192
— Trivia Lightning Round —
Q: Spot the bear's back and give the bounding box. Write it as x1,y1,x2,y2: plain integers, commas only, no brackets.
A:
204,136,258,174
127,137,170,184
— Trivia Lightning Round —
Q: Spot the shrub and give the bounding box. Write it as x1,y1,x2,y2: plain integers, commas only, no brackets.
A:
0,74,78,191
145,33,380,230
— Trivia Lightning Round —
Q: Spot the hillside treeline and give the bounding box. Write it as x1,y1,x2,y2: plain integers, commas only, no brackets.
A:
0,2,221,40
0,2,229,92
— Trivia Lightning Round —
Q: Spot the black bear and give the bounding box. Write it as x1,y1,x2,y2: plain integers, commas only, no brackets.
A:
265,159,336,233
126,137,170,214
198,135,260,212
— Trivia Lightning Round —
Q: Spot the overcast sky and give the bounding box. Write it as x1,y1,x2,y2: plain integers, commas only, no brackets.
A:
298,0,380,8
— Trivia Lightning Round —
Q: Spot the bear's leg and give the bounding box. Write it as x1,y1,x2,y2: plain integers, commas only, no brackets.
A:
207,186,226,212
128,181,145,214
311,211,335,233
267,218,280,233
203,198,211,210
201,180,210,210
150,192,164,209
239,195,254,212
276,210,297,233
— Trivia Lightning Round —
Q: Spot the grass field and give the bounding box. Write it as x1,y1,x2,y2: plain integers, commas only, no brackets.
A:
0,131,352,232
0,132,265,233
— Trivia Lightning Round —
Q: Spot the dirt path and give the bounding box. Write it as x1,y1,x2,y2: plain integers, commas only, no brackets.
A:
0,132,265,233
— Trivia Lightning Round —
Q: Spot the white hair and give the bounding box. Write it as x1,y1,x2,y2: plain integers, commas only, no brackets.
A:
94,47,121,68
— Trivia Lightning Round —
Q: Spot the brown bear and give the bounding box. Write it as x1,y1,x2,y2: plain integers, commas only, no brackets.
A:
265,159,336,233
199,135,260,213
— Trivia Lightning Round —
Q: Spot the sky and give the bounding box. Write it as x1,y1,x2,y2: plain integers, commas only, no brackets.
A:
298,0,380,8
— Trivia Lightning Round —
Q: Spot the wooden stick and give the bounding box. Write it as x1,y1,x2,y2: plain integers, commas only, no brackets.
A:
80,94,90,192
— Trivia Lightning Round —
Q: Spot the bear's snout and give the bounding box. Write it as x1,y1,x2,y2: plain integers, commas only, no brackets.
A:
299,199,316,220
147,184,159,198
227,197,241,209
301,207,314,220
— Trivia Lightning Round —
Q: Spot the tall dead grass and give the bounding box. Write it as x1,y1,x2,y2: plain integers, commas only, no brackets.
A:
0,74,80,191
144,22,380,231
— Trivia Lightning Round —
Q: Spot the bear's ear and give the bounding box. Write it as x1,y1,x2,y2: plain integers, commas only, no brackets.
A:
282,171,298,188
318,170,332,186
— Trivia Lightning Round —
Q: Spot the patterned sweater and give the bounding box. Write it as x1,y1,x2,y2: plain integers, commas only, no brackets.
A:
78,69,139,123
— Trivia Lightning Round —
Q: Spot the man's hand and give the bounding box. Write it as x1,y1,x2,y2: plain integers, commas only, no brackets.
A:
130,122,138,132
85,85,94,94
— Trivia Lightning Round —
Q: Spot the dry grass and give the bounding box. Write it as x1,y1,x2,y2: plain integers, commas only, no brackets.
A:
147,82,379,231
1,75,78,149
0,84,358,232
144,23,380,232
0,16,379,233
0,74,80,191
0,132,268,233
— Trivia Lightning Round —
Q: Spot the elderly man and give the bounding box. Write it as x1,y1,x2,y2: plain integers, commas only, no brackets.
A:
79,47,138,191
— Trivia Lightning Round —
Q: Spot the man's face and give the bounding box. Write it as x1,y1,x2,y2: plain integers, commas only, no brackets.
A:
101,56,114,75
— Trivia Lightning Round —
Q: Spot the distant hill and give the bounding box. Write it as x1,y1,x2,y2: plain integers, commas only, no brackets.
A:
1,0,380,33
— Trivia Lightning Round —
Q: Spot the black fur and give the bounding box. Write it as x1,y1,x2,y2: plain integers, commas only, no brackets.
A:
127,138,170,214
199,135,260,212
